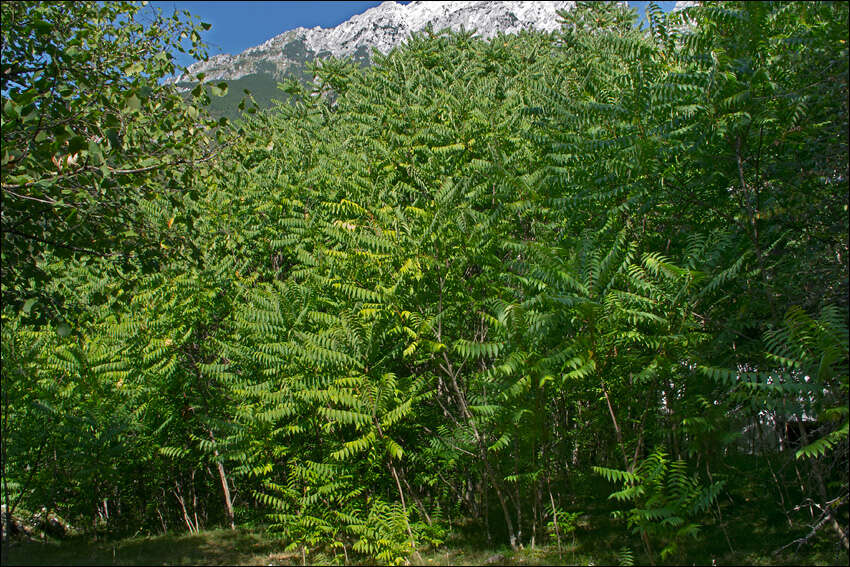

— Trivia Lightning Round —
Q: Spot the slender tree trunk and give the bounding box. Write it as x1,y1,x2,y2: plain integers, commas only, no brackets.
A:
441,353,518,550
631,408,648,471
214,461,235,530
765,453,794,527
601,379,630,469
191,470,199,532
532,386,543,549
512,455,523,548
641,530,656,566
2,384,10,550
434,276,518,548
547,479,562,552
208,429,235,530
797,422,849,550
705,463,735,553
173,480,197,534
531,481,538,550
389,462,423,562
156,504,168,534
485,482,493,545
400,470,431,525
484,459,518,550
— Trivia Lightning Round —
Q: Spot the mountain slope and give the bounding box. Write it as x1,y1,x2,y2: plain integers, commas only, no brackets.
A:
174,1,577,118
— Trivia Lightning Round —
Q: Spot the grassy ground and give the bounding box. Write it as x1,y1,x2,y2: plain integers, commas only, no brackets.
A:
2,524,846,566
2,529,284,566
3,492,847,567
0,531,607,566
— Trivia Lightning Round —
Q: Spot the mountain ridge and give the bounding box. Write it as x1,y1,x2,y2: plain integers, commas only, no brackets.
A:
173,1,578,85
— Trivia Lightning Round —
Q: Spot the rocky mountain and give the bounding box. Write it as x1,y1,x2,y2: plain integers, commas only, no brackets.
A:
177,1,577,84
172,1,577,118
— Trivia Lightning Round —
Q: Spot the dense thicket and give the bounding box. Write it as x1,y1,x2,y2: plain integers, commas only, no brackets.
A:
2,2,847,564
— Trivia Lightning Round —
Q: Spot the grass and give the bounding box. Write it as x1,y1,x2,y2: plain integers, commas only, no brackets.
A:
0,531,550,566
1,532,608,567
2,529,285,566
2,499,847,567
5,526,845,567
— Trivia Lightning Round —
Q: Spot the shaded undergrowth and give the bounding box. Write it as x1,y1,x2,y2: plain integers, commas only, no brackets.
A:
3,503,846,567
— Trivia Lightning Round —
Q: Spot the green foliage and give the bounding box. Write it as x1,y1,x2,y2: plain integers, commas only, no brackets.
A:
595,448,725,561
767,306,848,460
616,546,635,567
1,0,229,315
2,1,847,562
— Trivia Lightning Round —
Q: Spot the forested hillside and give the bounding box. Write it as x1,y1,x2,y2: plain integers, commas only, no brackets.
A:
2,2,847,565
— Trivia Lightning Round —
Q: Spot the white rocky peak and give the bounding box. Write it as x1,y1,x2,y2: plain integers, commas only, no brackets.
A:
175,1,576,83
673,1,698,11
317,0,574,50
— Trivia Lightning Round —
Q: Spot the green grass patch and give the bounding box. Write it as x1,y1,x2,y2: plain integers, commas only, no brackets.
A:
2,517,846,566
2,528,286,566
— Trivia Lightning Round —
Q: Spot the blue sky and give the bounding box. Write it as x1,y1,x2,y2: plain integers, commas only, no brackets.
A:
149,1,678,68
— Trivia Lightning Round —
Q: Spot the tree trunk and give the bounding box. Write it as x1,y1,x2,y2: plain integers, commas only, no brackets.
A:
441,352,518,550
547,480,562,552
208,429,235,530
389,462,423,562
434,278,517,549
2,386,11,551
400,470,431,525
601,379,630,469
215,461,235,530
797,422,849,550
173,480,197,534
